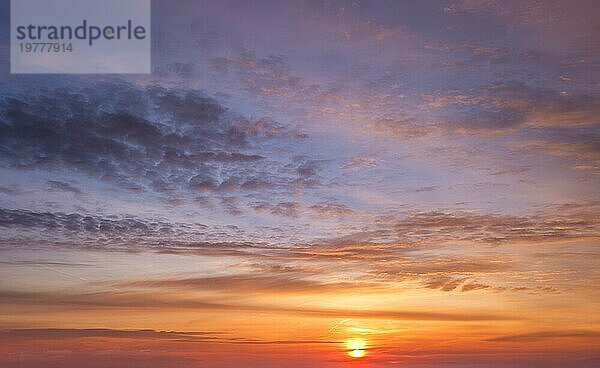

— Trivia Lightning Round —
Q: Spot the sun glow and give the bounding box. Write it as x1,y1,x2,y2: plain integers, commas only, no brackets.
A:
346,338,367,358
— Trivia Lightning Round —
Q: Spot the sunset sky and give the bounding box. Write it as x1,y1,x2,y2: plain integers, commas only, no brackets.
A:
0,0,599,367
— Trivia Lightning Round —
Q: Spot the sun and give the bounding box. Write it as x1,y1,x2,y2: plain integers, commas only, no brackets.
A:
345,338,367,358
348,349,366,358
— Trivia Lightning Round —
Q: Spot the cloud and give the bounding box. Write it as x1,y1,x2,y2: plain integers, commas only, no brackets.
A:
341,156,378,171
422,278,559,294
0,79,314,208
423,277,465,291
0,328,220,341
219,196,244,216
253,201,302,218
414,186,437,193
488,330,600,342
1,205,596,275
0,328,338,368
422,81,600,133
291,157,326,188
508,134,600,172
46,180,83,195
0,185,21,195
451,0,600,53
0,208,183,236
0,327,337,346
392,209,599,244
0,208,233,248
460,281,491,292
0,288,510,322
209,52,306,100
369,257,511,285
0,260,94,267
118,273,378,295
325,205,599,247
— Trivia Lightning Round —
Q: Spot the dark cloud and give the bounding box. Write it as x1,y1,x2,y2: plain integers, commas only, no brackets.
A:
0,206,282,251
0,208,176,235
0,79,313,207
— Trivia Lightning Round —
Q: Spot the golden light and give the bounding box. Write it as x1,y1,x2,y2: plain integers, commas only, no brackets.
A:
345,338,367,358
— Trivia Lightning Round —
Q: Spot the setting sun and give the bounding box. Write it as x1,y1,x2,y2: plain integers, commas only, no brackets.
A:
346,338,367,358
349,349,366,358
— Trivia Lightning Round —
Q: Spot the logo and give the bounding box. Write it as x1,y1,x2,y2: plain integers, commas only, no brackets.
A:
11,0,151,74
